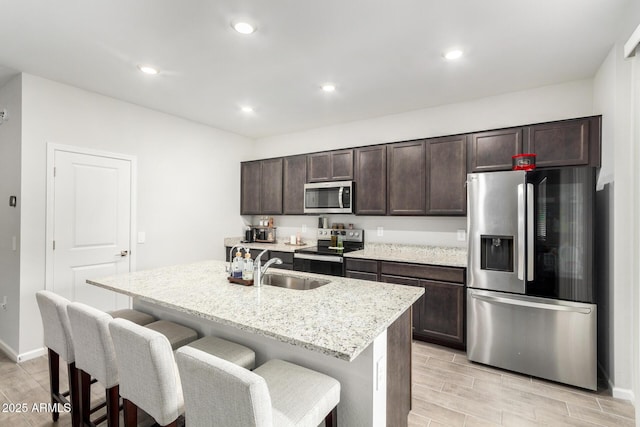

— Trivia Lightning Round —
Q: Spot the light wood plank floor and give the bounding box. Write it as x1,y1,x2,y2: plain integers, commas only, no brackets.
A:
409,341,635,427
1,342,635,426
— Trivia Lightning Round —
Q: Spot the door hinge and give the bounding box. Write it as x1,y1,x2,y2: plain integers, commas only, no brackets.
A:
53,167,56,177
53,240,55,250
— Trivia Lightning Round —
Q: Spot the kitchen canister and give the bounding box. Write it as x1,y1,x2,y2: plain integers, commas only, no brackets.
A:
512,153,536,171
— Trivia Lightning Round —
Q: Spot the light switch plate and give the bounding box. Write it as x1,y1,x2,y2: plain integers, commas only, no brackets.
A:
377,227,384,237
137,232,146,244
302,224,307,233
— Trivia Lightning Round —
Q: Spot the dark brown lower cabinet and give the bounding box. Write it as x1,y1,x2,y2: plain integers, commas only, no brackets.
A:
345,257,466,350
269,250,294,270
418,279,464,348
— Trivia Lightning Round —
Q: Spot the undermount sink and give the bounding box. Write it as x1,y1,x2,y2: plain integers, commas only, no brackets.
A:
261,273,331,290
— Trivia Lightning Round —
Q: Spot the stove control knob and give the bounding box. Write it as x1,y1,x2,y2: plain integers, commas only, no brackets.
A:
354,232,360,237
349,232,354,237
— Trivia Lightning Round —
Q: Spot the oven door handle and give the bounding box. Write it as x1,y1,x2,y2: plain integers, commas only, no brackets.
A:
294,253,344,263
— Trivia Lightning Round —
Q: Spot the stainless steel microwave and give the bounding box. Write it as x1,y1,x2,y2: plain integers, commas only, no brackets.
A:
304,181,353,214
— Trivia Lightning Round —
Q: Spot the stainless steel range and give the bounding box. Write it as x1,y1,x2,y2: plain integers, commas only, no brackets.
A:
294,228,364,276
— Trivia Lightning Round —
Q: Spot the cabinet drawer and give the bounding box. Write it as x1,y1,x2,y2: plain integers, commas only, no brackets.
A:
346,271,379,282
269,251,294,264
380,262,464,283
380,274,420,287
345,258,378,274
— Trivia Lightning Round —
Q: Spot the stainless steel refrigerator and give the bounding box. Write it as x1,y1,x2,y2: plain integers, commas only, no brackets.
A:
466,166,597,390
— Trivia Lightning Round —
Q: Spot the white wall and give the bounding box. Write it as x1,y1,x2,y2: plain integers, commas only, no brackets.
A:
0,74,22,356
251,80,594,247
631,49,640,422
17,74,253,356
253,79,594,158
593,40,637,400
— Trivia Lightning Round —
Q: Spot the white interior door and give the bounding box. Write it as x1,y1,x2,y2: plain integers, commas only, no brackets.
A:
51,149,132,311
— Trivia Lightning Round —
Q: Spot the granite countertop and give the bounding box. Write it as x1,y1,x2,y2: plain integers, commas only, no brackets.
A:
344,242,467,268
224,237,315,253
87,260,423,361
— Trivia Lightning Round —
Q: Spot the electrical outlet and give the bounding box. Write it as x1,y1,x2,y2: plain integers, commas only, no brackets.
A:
301,224,307,233
377,227,384,237
1,296,7,311
457,229,466,241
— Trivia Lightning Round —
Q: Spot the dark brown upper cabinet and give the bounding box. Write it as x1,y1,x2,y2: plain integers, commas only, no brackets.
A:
525,116,601,168
426,135,467,215
260,158,283,214
387,140,426,215
355,145,387,215
240,158,283,215
307,149,354,182
468,128,524,172
241,161,261,215
283,155,307,214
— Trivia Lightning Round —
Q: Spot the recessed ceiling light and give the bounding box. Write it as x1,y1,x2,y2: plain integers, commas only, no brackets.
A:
137,65,159,75
241,106,254,113
233,22,255,34
322,84,336,93
444,50,463,60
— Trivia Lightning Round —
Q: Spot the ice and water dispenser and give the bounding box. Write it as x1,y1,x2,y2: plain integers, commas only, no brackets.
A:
480,235,514,272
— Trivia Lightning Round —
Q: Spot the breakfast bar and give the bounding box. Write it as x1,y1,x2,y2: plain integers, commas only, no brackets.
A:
88,259,424,426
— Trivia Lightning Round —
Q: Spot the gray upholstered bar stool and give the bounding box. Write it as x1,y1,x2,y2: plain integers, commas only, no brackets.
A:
35,290,82,427
67,302,127,427
108,308,155,326
109,318,256,427
36,292,157,427
176,346,340,427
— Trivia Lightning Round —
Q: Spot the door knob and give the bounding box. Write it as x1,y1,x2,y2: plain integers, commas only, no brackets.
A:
116,250,129,257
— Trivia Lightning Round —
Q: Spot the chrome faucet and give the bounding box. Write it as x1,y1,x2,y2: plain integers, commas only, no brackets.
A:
254,249,283,286
227,244,249,275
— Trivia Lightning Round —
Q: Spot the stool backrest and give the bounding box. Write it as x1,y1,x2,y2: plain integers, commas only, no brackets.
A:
35,290,74,363
68,302,118,388
109,318,182,426
176,346,273,427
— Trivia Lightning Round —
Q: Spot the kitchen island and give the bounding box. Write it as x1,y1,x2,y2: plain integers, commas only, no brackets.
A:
87,259,423,426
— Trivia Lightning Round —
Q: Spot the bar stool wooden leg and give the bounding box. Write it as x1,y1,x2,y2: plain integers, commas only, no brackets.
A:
79,370,92,426
47,349,60,422
105,385,120,427
68,362,81,427
123,398,137,427
325,406,337,427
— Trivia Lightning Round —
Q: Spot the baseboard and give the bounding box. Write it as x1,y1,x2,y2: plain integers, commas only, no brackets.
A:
0,337,19,362
598,360,635,401
610,379,635,401
16,346,47,363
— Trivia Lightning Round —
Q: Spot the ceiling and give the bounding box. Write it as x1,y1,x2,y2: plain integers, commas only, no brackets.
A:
0,1,634,138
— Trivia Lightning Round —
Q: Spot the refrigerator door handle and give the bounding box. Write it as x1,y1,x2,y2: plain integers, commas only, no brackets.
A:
527,183,534,281
469,292,593,314
517,184,525,280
